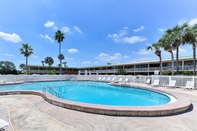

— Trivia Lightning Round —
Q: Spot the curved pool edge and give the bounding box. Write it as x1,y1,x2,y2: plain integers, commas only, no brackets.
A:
0,87,191,116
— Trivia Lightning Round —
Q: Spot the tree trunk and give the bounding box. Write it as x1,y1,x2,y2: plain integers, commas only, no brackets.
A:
176,46,179,74
193,44,196,74
170,51,174,75
59,42,62,75
26,57,28,75
159,56,162,75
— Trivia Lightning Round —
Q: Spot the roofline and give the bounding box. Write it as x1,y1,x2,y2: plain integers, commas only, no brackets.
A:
28,55,193,69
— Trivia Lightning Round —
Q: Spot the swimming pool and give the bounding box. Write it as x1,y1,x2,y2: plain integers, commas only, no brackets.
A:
0,81,191,116
0,81,170,106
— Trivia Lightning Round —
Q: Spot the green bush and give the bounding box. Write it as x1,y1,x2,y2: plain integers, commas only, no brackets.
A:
161,69,172,75
48,69,57,75
117,69,127,75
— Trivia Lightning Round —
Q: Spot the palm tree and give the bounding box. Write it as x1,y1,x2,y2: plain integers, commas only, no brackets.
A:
158,31,175,75
184,24,197,74
19,43,33,74
58,53,64,66
147,43,162,75
54,30,65,74
63,62,67,67
41,61,45,66
19,63,25,71
41,61,45,74
170,23,188,74
45,57,54,69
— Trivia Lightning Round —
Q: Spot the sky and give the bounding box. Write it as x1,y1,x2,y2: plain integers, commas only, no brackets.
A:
0,0,197,69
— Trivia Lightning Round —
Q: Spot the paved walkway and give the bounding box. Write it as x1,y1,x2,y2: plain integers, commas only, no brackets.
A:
0,86,197,131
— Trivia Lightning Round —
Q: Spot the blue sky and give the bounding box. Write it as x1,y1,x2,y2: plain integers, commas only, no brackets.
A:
0,0,197,69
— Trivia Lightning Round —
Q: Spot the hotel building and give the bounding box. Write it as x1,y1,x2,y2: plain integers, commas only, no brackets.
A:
27,56,197,75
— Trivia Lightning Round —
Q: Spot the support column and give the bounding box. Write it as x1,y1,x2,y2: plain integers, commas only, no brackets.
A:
182,60,184,71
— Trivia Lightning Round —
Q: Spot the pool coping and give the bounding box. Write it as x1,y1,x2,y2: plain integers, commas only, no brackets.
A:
0,82,191,116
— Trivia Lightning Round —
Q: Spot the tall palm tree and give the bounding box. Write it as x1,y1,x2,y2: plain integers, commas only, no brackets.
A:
170,23,188,74
158,31,175,75
19,43,33,74
45,57,54,69
54,30,65,75
147,43,162,75
184,24,197,74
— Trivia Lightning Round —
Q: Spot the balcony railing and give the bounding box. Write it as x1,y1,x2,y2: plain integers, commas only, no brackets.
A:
30,65,197,74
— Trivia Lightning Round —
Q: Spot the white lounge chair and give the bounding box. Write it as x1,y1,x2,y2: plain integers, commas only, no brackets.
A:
0,119,9,131
110,77,116,82
152,79,159,86
182,81,195,90
106,77,111,81
98,77,102,80
146,78,151,85
166,80,176,88
124,77,130,85
110,77,123,84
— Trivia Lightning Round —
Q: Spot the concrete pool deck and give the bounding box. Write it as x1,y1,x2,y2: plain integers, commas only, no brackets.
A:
0,83,196,131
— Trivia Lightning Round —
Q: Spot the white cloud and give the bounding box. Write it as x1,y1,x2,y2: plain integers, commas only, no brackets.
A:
108,28,147,44
188,18,197,26
4,54,13,56
68,48,79,53
122,36,147,44
83,61,91,65
108,29,127,43
32,54,39,58
173,48,188,54
158,28,165,33
123,27,129,30
146,43,151,46
40,34,54,43
178,19,187,25
62,26,71,34
123,55,129,58
66,57,74,60
0,32,22,43
44,21,55,27
74,26,82,34
95,53,122,61
133,49,152,55
53,26,58,30
94,61,99,64
133,26,145,32
131,57,154,62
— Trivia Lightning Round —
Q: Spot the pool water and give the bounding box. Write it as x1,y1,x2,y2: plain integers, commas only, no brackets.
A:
0,81,170,106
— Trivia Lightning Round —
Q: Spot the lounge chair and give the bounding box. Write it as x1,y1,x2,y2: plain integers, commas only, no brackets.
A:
98,77,102,81
124,77,130,85
109,77,123,85
106,77,111,81
0,119,9,131
152,79,159,86
166,80,176,88
146,78,151,85
182,81,195,90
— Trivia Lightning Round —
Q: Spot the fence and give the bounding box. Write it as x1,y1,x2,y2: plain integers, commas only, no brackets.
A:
0,74,196,88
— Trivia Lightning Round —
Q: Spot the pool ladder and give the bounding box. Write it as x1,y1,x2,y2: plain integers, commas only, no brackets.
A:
43,86,60,99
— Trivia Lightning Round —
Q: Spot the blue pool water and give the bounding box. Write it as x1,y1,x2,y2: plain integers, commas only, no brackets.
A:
0,81,170,106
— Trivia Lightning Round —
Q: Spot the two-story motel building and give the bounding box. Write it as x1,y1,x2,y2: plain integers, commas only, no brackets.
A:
27,56,197,75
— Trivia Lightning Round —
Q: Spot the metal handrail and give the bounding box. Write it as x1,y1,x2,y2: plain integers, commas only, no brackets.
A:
43,86,60,99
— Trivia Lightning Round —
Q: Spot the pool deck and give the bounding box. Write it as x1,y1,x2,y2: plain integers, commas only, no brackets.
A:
0,83,197,131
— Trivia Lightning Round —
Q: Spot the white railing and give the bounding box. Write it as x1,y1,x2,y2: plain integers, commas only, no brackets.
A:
0,74,196,89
